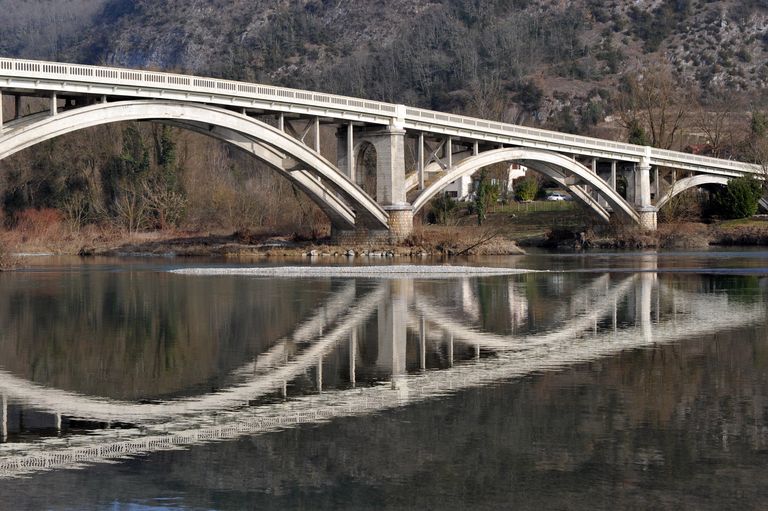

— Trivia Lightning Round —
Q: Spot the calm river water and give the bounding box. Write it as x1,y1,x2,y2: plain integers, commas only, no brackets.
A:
0,250,766,510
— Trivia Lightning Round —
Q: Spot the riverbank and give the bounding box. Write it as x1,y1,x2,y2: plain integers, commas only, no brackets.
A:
1,207,767,261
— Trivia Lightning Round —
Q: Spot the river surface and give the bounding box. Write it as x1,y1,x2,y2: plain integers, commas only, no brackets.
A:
0,250,766,510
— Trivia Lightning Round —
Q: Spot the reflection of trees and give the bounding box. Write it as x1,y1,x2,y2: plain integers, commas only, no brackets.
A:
0,271,333,399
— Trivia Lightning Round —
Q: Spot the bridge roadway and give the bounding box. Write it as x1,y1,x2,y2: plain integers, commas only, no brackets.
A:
0,58,765,237
0,274,764,477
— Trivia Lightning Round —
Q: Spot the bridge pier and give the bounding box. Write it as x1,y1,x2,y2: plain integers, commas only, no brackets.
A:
634,154,658,230
337,126,414,241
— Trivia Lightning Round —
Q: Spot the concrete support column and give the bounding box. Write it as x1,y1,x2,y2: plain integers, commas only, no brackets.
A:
313,117,320,152
610,161,617,189
336,124,355,180
51,92,57,116
418,133,425,190
368,128,406,206
635,162,652,207
359,127,413,239
278,113,285,132
347,123,354,180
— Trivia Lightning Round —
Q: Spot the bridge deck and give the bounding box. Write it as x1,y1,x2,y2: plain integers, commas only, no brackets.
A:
0,57,763,177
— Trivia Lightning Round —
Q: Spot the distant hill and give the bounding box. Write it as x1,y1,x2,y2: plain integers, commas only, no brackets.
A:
2,0,767,128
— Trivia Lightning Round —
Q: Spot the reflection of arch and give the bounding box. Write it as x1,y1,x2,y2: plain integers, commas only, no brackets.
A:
0,281,387,421
3,274,765,478
354,141,378,201
655,174,729,211
0,101,389,229
411,148,639,223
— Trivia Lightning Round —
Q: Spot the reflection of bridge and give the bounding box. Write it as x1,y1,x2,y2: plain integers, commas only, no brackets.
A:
1,58,765,238
0,271,764,477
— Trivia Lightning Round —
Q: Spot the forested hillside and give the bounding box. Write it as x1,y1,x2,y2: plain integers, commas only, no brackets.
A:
5,0,768,119
0,0,767,240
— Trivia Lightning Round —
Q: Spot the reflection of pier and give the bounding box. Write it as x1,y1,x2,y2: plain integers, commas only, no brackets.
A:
0,270,764,477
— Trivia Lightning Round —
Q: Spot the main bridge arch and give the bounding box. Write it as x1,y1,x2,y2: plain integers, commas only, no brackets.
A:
410,148,640,224
654,174,730,211
0,100,389,230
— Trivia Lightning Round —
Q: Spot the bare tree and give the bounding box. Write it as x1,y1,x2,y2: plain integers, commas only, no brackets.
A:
692,90,747,158
112,185,150,234
616,65,692,149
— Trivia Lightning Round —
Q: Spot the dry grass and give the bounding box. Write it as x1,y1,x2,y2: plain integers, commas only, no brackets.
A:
709,218,768,245
657,222,711,249
406,225,524,255
0,242,17,270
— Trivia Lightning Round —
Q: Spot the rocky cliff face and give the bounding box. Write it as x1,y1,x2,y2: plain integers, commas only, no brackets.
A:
1,0,767,124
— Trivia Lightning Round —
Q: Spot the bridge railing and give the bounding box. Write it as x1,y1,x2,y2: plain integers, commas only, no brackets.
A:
404,106,644,157
0,57,398,118
650,147,763,175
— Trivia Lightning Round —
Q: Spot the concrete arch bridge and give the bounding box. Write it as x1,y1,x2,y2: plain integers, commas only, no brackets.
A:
0,58,765,239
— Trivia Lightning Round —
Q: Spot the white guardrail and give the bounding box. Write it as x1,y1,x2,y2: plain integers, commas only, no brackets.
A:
0,57,763,176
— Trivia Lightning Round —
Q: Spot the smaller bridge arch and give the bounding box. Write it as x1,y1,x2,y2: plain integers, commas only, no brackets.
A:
411,148,639,224
655,174,730,211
